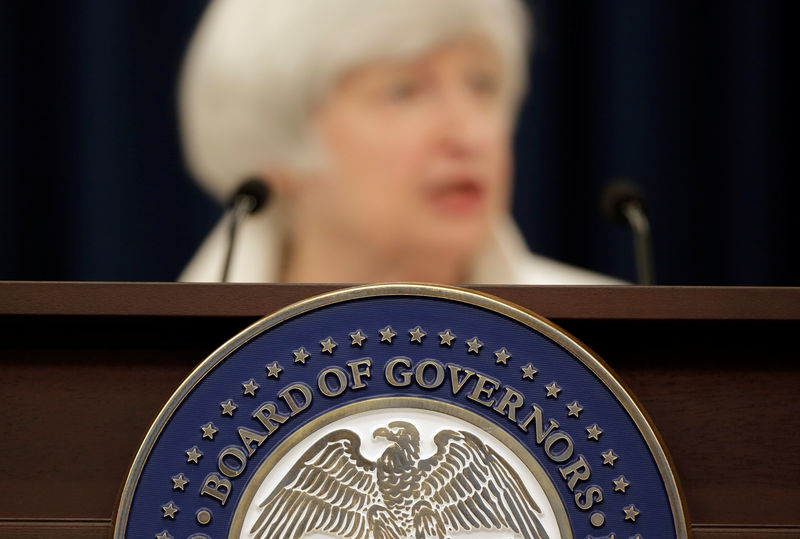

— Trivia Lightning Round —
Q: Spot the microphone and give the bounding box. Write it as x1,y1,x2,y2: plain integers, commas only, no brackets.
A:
221,178,270,282
601,179,655,285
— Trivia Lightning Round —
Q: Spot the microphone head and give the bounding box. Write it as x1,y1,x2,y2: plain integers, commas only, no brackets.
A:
600,179,648,227
229,178,270,214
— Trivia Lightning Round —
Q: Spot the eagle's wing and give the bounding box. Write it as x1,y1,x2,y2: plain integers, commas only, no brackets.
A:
250,429,382,539
418,429,550,539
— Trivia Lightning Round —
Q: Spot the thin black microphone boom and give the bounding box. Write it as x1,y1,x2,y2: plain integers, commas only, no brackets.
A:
601,179,655,285
221,178,270,282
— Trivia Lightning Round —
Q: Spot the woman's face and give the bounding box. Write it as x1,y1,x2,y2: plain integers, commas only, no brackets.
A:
285,39,514,270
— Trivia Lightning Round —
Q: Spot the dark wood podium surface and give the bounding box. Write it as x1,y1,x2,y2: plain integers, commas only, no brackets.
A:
1,283,798,538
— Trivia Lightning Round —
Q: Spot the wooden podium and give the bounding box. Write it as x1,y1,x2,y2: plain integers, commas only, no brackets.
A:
1,283,798,538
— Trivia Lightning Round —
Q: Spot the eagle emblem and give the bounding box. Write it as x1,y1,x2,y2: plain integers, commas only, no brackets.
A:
250,421,550,539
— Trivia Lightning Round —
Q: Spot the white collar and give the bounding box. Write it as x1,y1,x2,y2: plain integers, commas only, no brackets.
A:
180,205,622,285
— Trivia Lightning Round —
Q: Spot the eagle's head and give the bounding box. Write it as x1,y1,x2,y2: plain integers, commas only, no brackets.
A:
373,421,420,456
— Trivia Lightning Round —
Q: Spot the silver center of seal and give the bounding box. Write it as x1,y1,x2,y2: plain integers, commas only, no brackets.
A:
233,402,568,539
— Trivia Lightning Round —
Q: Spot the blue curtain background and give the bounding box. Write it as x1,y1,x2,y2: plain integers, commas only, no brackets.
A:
0,1,795,284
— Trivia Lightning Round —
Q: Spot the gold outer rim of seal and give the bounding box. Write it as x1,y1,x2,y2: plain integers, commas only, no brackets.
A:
112,283,691,538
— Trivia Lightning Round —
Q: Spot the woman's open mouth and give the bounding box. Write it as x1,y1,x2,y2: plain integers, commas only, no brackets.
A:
427,178,486,216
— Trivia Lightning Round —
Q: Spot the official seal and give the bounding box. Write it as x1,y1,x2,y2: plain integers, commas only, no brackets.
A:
113,284,688,539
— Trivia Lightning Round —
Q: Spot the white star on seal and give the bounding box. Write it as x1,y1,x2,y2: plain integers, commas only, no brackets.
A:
171,473,188,491
438,329,456,346
623,504,640,522
320,337,337,354
494,348,511,365
242,379,259,396
566,401,583,418
545,381,561,398
613,475,630,493
409,326,426,343
379,326,396,343
162,502,179,519
220,400,237,416
601,449,618,466
266,362,282,378
586,424,603,441
201,423,217,440
349,330,367,347
521,363,538,380
465,337,483,354
185,446,202,464
293,347,309,364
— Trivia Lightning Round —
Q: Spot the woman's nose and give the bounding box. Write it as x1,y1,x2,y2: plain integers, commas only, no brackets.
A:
435,94,491,157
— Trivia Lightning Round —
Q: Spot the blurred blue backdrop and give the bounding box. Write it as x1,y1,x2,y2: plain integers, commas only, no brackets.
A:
0,1,795,284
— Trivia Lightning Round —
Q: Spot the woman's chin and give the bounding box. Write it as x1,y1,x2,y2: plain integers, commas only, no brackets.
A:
405,223,491,265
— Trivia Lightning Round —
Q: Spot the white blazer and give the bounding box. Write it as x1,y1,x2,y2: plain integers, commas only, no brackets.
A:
180,205,623,285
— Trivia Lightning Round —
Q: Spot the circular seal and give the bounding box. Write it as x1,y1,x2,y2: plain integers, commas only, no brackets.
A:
114,284,688,539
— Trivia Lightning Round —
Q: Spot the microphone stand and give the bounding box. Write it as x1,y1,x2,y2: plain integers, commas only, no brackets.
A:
220,179,270,282
621,201,655,285
601,179,655,285
221,194,257,283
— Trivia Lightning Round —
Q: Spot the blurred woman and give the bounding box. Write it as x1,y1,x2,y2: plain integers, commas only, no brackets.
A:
179,0,619,284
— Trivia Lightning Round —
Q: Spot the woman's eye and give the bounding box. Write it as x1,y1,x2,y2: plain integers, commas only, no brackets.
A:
467,70,500,96
386,80,418,100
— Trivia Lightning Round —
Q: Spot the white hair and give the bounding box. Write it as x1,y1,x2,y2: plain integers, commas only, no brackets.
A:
179,0,531,201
